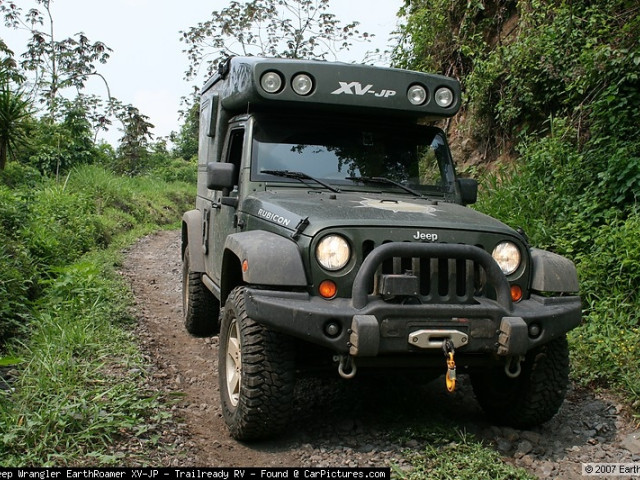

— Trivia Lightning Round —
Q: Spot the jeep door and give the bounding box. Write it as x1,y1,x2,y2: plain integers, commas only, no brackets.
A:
208,123,247,284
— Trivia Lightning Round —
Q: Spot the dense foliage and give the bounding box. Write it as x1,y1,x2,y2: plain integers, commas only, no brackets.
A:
0,163,193,464
394,0,640,409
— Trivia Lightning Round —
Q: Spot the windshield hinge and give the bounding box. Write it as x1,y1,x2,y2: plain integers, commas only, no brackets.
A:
291,216,310,240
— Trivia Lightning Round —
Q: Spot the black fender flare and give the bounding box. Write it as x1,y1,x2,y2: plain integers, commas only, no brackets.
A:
530,248,579,293
223,231,307,288
182,210,206,272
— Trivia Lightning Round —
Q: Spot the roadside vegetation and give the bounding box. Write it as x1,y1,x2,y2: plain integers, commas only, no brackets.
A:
394,0,640,414
0,1,196,464
397,426,533,480
1,0,638,472
0,163,194,465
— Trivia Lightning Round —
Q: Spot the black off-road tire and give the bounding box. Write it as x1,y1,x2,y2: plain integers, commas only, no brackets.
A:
471,335,570,429
182,245,219,337
218,286,296,441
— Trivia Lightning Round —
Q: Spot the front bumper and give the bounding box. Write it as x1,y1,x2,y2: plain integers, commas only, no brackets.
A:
243,289,581,357
242,243,582,359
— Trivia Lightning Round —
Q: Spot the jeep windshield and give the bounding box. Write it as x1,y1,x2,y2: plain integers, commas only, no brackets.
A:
251,116,456,197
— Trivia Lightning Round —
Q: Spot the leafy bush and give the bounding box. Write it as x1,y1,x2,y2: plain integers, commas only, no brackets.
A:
477,155,640,409
22,106,101,176
0,162,42,189
0,164,193,344
569,213,640,403
151,157,197,184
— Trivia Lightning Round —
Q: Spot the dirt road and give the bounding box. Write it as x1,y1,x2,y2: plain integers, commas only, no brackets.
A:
120,230,640,477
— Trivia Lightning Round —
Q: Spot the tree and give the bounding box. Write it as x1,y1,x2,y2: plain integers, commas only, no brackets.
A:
170,96,199,160
0,81,32,170
115,105,155,175
0,38,25,84
0,0,112,117
180,0,372,82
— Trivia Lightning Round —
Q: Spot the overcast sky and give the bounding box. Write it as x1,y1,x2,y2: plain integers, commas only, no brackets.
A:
3,0,403,145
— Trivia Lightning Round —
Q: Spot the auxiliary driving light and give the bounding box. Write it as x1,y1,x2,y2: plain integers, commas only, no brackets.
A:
260,71,284,94
434,87,454,108
407,84,428,105
324,321,341,337
292,73,314,96
528,323,542,338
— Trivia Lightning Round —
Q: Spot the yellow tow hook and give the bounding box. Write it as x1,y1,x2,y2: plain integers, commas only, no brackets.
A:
443,339,456,393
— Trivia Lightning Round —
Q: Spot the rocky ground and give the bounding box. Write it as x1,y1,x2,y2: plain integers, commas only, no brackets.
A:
119,230,640,478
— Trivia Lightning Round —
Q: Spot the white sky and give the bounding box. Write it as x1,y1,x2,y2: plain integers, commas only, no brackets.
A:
2,0,403,145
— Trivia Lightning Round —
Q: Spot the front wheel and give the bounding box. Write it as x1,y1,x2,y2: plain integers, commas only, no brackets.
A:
218,286,295,441
471,335,570,429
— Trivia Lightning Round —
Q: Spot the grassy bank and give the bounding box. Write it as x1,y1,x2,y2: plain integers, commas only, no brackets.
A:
0,164,193,465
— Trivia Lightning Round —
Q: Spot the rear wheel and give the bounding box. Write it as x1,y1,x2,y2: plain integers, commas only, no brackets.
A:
218,286,295,441
471,335,570,429
182,245,219,336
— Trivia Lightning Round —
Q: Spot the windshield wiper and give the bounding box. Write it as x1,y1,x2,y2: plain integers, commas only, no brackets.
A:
346,176,424,198
261,170,341,193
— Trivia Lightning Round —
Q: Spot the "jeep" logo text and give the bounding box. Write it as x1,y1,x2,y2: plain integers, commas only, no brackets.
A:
412,231,438,242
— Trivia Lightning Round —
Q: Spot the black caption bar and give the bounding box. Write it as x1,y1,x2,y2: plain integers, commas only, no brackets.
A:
0,469,390,480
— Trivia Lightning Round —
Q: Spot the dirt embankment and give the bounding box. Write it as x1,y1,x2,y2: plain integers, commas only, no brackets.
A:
120,230,640,478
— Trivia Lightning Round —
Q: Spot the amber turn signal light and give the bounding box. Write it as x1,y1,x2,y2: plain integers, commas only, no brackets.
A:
319,280,337,299
511,285,523,302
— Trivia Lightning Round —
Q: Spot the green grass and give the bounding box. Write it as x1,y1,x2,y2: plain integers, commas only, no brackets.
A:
0,250,176,465
0,164,193,465
395,427,534,480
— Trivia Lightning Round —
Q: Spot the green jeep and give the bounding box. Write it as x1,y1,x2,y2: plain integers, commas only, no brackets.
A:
181,56,582,440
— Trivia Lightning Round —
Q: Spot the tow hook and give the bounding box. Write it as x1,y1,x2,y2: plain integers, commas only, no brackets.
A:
335,354,357,379
442,339,456,393
504,355,523,378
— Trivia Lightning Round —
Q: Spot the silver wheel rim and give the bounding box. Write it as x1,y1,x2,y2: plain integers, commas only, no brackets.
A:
225,318,241,407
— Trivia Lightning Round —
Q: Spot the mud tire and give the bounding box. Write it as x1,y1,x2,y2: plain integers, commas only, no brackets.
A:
471,335,570,429
182,245,219,337
218,286,295,441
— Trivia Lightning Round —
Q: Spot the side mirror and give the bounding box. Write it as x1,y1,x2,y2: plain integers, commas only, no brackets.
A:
207,162,236,191
457,178,478,205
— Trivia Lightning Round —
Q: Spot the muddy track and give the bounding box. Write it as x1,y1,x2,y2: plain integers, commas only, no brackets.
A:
120,230,640,477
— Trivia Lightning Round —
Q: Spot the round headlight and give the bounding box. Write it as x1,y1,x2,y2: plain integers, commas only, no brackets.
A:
434,87,454,108
292,73,314,96
260,71,283,94
492,241,521,275
316,235,351,271
407,84,428,105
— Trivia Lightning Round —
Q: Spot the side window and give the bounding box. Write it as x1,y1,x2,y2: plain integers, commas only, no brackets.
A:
226,129,244,188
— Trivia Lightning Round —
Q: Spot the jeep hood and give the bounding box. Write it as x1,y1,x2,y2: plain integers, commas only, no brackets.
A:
242,190,517,237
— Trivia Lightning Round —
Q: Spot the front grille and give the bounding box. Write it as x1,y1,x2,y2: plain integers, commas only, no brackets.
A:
367,242,488,304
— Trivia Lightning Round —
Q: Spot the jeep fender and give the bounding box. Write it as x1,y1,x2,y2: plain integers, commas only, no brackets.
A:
182,210,206,272
530,248,579,293
223,231,307,289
